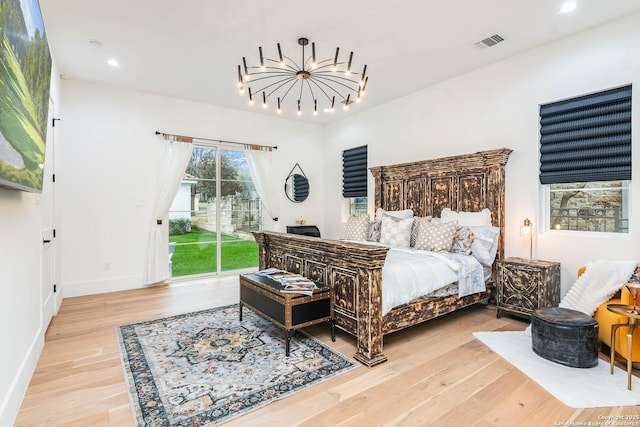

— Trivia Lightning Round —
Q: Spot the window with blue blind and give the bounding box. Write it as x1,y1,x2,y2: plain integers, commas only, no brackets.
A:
539,84,631,185
540,85,632,233
343,145,368,216
342,145,368,198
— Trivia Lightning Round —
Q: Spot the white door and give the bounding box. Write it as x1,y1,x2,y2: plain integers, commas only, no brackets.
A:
41,98,58,326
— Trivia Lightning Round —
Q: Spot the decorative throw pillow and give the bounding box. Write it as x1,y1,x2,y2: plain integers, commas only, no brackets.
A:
344,215,370,241
367,219,382,242
379,215,414,248
410,216,432,247
629,265,640,283
468,226,500,266
440,208,492,226
414,220,458,252
451,226,474,255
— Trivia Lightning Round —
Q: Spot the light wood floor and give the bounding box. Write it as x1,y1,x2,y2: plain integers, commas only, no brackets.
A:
15,276,640,427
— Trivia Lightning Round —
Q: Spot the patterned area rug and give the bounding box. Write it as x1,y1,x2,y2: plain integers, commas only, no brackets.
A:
116,304,357,426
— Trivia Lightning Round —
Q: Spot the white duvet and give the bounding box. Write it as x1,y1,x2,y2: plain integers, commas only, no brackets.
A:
342,241,487,315
381,246,486,315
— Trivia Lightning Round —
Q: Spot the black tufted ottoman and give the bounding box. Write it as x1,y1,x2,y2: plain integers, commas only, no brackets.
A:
531,307,599,368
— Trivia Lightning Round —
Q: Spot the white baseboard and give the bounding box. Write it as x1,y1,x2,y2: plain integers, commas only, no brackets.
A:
63,274,144,297
0,327,44,427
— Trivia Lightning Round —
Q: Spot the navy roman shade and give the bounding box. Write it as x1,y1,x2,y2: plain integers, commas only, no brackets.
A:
342,145,368,197
539,84,632,184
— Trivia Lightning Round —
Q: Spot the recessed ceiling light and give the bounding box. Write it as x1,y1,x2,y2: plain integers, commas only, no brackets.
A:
560,1,577,13
107,59,119,67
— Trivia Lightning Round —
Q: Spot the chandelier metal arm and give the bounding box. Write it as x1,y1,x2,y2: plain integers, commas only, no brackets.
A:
307,79,337,103
311,72,362,85
246,71,297,83
265,57,299,73
278,79,300,103
251,76,298,98
246,66,295,75
303,79,317,104
312,75,360,93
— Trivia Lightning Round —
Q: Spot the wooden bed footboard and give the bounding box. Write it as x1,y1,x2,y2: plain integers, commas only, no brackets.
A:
253,231,390,366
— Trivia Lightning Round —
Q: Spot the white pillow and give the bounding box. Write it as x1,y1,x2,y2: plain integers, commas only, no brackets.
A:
375,208,413,221
440,208,492,226
344,215,370,241
379,215,414,248
467,226,500,266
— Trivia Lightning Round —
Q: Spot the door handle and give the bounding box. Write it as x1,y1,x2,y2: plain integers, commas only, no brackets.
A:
43,239,51,244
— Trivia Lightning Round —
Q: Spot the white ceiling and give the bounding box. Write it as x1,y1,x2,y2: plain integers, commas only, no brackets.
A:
39,0,640,124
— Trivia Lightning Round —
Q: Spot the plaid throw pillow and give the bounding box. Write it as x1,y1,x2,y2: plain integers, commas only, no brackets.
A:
379,215,414,248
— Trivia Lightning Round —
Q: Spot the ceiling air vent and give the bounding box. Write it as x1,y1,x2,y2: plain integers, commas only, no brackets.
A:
474,34,504,49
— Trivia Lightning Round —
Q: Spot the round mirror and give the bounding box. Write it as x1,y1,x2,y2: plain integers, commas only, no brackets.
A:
285,173,309,202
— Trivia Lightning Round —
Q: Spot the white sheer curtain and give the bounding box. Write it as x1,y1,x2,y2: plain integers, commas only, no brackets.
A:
144,138,193,285
244,146,280,230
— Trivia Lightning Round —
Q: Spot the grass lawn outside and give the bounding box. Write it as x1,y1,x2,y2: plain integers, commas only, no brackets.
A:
170,226,258,276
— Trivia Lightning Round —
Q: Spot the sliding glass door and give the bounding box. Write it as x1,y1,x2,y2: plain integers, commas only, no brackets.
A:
168,145,260,277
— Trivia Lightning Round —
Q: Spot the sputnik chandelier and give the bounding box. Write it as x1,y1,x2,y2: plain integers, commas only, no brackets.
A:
237,37,368,116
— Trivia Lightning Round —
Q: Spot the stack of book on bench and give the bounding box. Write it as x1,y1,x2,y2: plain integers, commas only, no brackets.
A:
256,268,318,296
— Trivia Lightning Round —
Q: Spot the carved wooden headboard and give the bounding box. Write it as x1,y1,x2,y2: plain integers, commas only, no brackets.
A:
369,148,512,260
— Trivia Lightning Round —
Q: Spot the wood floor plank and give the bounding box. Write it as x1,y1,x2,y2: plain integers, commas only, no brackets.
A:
14,276,640,426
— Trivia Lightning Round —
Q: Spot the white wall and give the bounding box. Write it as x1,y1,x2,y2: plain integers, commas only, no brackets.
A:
57,81,325,297
323,12,640,295
0,66,61,425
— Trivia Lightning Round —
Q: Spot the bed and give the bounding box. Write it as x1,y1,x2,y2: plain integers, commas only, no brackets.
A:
253,148,512,366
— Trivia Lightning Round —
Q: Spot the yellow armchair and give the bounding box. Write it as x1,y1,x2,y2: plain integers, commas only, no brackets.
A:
581,266,640,363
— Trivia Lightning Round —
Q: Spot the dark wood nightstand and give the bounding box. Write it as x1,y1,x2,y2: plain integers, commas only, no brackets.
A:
496,257,561,319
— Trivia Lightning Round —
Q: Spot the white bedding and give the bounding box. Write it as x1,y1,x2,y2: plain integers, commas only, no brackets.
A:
346,241,486,315
382,247,485,314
